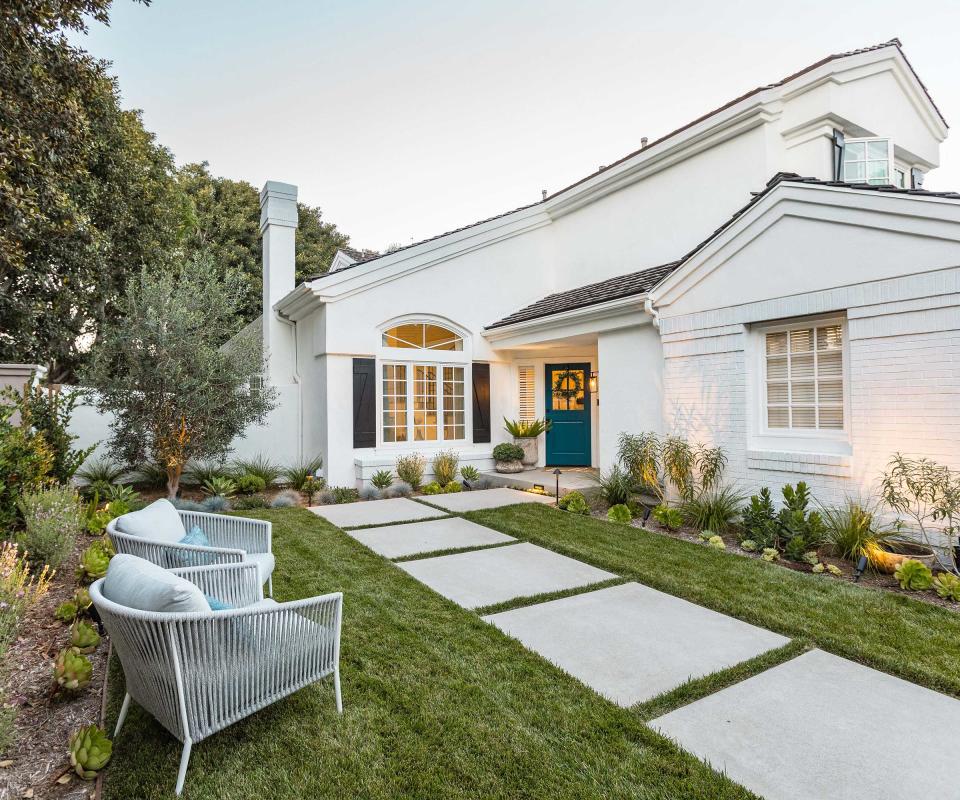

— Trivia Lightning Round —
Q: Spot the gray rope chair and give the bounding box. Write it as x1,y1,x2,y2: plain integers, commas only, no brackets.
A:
90,561,343,795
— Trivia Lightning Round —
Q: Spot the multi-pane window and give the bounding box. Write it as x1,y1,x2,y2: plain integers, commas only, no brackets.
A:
442,367,465,440
382,362,465,443
518,365,536,420
382,364,408,442
842,138,893,185
765,323,844,431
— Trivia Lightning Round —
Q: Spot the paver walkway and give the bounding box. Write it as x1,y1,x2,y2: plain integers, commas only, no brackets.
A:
309,496,443,528
320,486,960,799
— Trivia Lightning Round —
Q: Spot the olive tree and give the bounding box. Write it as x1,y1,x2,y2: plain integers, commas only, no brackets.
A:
83,256,277,498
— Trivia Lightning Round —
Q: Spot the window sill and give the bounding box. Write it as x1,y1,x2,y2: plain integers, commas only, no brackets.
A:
747,447,851,478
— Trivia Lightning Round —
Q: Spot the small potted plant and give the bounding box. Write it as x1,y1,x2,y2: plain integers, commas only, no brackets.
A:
503,418,551,467
492,443,525,474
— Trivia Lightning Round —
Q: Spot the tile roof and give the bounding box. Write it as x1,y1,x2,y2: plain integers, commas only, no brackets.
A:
485,261,680,329
485,172,960,330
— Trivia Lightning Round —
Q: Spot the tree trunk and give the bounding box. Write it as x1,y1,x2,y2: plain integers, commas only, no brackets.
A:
166,462,182,500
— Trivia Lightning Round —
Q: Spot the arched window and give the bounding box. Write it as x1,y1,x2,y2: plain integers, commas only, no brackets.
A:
378,318,468,444
382,322,463,351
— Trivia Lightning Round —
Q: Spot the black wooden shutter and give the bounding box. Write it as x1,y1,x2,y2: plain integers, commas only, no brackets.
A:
353,358,376,448
832,129,845,181
472,362,491,444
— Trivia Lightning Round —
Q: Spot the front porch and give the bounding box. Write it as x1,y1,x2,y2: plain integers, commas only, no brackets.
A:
480,467,598,497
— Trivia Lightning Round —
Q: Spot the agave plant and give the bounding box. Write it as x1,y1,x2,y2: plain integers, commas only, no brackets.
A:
76,458,126,491
76,541,112,582
371,469,394,491
69,725,112,780
280,455,324,491
202,476,236,498
54,647,93,691
503,417,551,438
460,465,481,483
70,621,101,654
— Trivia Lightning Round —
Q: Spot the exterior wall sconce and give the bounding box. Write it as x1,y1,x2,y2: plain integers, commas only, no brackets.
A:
589,371,599,394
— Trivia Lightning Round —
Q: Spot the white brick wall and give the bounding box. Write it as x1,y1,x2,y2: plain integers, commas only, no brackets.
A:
660,268,960,506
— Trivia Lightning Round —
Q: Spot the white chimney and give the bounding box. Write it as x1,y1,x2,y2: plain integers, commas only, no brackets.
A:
259,181,298,384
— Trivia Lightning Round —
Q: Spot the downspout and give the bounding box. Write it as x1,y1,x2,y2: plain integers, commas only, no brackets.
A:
643,295,660,329
278,314,303,461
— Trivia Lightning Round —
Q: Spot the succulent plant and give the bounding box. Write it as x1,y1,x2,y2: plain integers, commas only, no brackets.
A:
69,725,112,780
607,504,633,524
812,562,825,574
421,482,442,495
802,551,820,566
652,504,683,531
739,539,758,552
933,572,960,601
54,647,92,691
894,558,933,590
74,586,92,612
443,481,463,494
562,493,590,516
699,529,716,541
460,465,481,482
55,600,79,623
70,621,101,654
826,564,842,577
761,547,780,562
708,535,726,550
76,542,111,582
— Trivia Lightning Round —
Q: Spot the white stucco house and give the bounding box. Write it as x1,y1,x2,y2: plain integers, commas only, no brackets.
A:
221,39,960,501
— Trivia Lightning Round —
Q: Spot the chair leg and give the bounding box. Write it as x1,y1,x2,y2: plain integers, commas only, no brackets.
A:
174,739,193,796
114,693,131,738
334,666,343,714
267,575,274,598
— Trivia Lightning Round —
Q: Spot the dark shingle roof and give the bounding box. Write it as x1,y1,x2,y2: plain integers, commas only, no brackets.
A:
485,261,681,330
486,172,960,330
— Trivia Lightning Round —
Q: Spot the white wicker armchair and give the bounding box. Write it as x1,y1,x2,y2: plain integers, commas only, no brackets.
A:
107,509,275,596
90,562,343,795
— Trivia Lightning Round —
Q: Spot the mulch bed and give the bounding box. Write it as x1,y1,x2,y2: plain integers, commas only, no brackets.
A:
1,533,109,800
586,509,959,612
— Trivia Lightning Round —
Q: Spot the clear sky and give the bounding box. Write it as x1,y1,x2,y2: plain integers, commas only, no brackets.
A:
73,0,960,252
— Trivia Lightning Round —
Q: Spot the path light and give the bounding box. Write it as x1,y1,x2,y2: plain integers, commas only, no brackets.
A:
853,554,869,581
553,468,562,506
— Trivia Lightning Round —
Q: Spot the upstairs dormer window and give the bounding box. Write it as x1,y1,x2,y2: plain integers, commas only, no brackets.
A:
842,138,894,185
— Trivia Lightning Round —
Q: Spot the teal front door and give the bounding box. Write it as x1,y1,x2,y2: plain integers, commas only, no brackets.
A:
545,363,591,466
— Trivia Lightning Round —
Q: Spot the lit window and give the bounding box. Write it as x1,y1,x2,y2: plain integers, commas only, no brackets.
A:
382,323,462,350
842,138,893,185
382,362,466,444
765,322,844,431
518,365,536,420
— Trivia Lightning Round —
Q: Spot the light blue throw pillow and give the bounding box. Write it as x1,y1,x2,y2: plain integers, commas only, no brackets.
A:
180,525,209,548
204,593,234,611
175,525,210,567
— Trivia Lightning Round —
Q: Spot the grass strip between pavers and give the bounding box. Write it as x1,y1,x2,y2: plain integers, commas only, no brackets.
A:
475,576,630,616
391,539,519,563
102,507,761,800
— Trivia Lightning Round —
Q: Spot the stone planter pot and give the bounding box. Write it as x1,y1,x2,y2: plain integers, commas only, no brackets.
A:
514,437,538,467
867,540,937,574
495,460,524,474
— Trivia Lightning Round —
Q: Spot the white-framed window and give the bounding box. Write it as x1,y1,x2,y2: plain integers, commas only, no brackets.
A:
763,321,845,432
842,138,894,185
894,167,907,189
382,361,465,443
382,322,462,350
517,365,536,420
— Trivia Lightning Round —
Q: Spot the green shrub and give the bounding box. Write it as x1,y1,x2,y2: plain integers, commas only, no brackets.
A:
933,572,960,601
563,493,590,515
821,498,899,562
396,453,426,491
330,486,359,504
431,451,460,487
422,482,443,495
232,493,269,510
280,455,324,491
16,486,81,569
235,473,266,495
894,559,933,591
183,460,227,487
230,454,282,487
202,475,236,498
0,401,54,531
740,488,777,548
558,491,586,511
17,386,93,484
594,465,636,507
777,482,826,559
443,481,463,493
607,504,632,524
678,485,746,535
492,443,524,463
652,504,682,531
460,465,481,482
105,484,139,505
371,470,394,491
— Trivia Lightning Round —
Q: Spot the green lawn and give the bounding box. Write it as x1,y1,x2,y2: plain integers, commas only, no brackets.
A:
467,504,960,698
103,507,756,800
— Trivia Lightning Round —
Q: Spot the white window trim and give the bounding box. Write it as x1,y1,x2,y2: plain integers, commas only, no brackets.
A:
842,137,894,185
377,360,470,448
746,315,852,456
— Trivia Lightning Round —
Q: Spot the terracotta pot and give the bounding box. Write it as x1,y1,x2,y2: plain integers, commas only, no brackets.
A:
515,437,538,467
495,460,524,474
866,541,937,574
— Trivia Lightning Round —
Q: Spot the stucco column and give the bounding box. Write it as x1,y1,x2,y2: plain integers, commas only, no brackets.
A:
259,181,298,384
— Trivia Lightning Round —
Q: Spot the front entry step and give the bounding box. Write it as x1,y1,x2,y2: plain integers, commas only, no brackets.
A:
480,468,598,497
